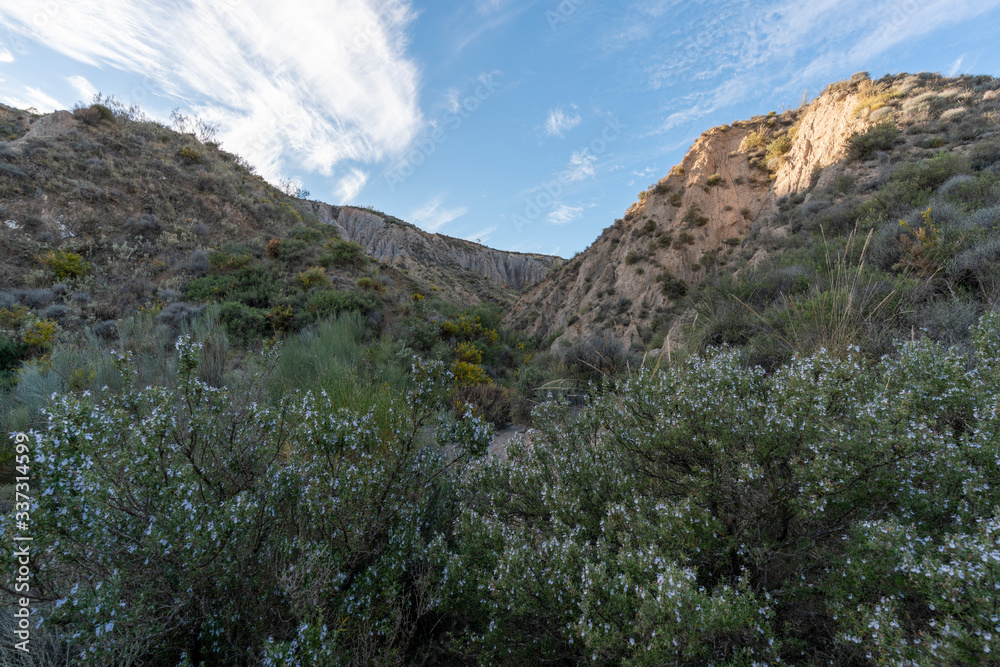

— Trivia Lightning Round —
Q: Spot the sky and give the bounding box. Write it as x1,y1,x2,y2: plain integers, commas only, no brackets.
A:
2,1,1000,258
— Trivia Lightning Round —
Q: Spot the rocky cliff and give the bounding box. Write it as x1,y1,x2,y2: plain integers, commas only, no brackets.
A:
505,71,985,351
304,202,559,294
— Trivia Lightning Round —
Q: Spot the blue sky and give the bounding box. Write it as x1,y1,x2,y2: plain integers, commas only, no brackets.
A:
2,0,1000,258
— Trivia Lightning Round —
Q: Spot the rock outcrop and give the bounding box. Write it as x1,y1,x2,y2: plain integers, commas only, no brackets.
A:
306,202,560,293
505,74,887,350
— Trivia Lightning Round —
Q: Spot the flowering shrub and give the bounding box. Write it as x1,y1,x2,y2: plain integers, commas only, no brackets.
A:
10,316,1000,664
452,360,490,386
20,317,59,350
15,339,491,664
443,314,1000,664
297,266,330,290
41,250,90,280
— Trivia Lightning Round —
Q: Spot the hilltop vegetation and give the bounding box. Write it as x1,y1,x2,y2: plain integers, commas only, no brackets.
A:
2,73,1000,665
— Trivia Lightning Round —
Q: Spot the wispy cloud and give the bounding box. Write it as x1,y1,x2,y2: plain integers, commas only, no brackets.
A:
463,224,498,242
66,75,97,104
544,105,581,137
565,151,597,181
630,0,1000,136
0,47,13,63
2,86,62,112
411,195,469,232
948,56,965,77
453,1,535,53
0,0,423,184
336,168,369,203
548,204,583,225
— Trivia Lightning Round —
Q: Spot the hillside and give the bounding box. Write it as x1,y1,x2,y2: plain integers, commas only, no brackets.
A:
508,72,1000,365
0,101,556,348
305,202,558,292
4,72,1000,666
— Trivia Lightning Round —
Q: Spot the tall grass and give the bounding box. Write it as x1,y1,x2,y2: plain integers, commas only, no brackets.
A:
737,228,909,359
269,312,412,437
0,309,233,479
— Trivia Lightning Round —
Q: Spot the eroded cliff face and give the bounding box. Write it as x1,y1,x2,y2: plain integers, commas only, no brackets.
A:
772,87,870,197
505,75,876,350
305,202,560,297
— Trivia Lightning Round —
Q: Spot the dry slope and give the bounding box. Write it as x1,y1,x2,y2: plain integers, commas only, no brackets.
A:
504,72,916,350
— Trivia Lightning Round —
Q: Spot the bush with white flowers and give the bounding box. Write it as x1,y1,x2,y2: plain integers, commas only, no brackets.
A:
9,314,1000,664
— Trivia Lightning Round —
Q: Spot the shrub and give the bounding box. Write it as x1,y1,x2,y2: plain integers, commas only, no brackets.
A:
563,333,630,378
208,247,253,272
12,342,479,663
17,289,56,309
706,173,723,186
186,250,210,273
41,250,90,280
765,133,793,169
73,103,114,126
177,146,202,164
40,304,72,324
218,301,269,345
452,359,491,386
264,237,281,258
155,301,205,331
0,335,28,377
742,126,768,151
20,317,59,350
452,383,512,427
266,304,294,333
846,120,899,160
455,340,483,364
297,266,331,290
71,291,93,305
450,329,1000,664
320,239,368,268
275,238,310,264
969,140,1000,171
124,213,160,238
356,276,384,293
657,270,688,300
304,289,377,321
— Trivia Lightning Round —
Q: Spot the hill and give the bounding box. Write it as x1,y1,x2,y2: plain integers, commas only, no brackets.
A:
3,72,1000,666
508,72,1000,370
0,100,556,348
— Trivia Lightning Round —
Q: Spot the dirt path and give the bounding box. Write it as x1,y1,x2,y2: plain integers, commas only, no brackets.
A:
489,425,527,461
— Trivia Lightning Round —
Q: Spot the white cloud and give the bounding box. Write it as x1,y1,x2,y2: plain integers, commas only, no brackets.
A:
0,47,13,63
2,86,63,112
0,0,423,184
475,0,503,15
336,168,369,203
544,106,581,137
565,151,597,181
948,56,965,78
636,0,1000,137
410,195,468,232
463,225,497,243
67,75,97,104
548,204,583,225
